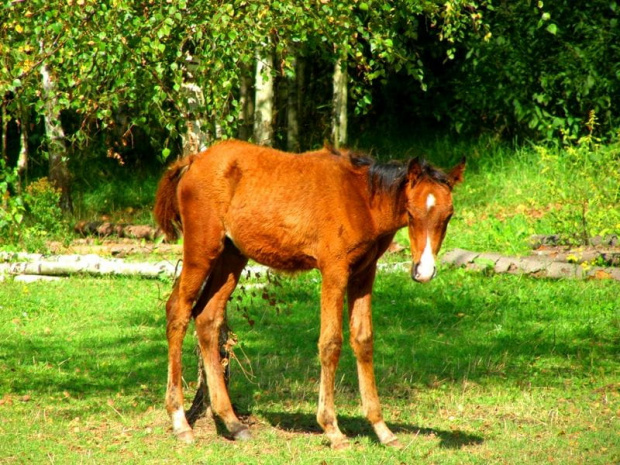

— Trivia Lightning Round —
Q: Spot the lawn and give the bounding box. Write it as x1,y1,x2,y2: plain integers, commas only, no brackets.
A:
1,268,617,463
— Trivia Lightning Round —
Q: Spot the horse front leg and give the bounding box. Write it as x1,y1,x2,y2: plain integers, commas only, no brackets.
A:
317,269,349,449
348,265,400,447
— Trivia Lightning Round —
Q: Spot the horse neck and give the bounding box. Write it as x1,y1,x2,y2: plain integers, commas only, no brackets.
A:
368,188,408,236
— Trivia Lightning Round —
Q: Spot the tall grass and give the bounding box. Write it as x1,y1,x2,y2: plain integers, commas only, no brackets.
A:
62,134,619,255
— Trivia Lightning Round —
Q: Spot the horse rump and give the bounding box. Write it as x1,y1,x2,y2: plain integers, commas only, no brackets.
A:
153,156,193,241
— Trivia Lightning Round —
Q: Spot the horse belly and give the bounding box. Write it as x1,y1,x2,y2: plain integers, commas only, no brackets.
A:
225,213,318,272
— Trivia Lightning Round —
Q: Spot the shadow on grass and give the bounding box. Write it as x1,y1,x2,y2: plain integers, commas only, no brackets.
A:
2,269,617,426
257,411,484,449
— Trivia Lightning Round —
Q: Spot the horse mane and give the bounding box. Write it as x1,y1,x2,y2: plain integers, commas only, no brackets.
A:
326,145,451,196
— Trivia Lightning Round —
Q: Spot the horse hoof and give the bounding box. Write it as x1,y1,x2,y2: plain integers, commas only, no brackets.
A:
233,427,252,441
383,437,403,449
330,438,350,450
175,429,195,444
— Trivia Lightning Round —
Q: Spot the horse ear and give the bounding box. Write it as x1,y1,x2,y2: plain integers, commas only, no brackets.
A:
407,157,423,183
448,157,466,187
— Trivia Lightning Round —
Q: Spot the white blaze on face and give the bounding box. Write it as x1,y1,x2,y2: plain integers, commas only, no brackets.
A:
414,193,437,282
416,236,436,282
426,193,436,211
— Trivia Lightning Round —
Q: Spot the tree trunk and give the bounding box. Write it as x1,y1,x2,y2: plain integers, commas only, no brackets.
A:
16,104,28,190
253,45,274,146
331,56,348,149
238,67,254,141
40,60,72,212
1,99,7,163
286,56,301,153
180,82,209,156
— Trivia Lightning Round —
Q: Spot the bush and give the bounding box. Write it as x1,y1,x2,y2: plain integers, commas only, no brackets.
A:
0,172,68,251
23,177,65,237
0,161,26,246
538,113,620,244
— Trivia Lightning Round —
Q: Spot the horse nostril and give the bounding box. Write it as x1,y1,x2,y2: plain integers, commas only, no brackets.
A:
412,263,436,283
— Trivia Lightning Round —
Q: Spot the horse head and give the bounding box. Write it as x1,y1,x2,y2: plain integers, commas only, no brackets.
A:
404,157,465,283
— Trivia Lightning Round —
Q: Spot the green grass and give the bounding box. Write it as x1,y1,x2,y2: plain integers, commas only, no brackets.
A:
71,170,159,225
1,271,617,463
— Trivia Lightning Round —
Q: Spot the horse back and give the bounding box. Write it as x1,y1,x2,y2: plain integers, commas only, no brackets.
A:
178,140,379,271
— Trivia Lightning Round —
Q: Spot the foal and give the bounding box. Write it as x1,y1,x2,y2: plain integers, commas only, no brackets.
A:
154,140,464,448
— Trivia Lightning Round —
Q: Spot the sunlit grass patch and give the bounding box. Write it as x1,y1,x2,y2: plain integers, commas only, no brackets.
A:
0,269,617,463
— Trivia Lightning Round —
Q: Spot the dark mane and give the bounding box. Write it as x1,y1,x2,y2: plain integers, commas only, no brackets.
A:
327,145,451,196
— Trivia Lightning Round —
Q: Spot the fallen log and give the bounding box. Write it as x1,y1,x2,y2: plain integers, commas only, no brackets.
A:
531,248,620,267
0,254,179,279
0,253,268,280
441,248,620,281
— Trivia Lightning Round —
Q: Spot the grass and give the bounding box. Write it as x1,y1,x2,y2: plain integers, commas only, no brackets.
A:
0,270,618,463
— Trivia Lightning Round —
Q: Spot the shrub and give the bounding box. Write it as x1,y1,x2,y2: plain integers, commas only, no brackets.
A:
0,160,26,246
538,113,620,244
23,177,65,237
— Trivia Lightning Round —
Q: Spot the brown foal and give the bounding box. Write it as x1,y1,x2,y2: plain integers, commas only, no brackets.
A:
154,140,465,448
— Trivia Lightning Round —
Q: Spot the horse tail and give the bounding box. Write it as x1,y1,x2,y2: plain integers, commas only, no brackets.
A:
154,156,192,241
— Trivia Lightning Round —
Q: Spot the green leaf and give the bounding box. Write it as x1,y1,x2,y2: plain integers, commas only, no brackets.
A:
359,2,369,11
546,23,557,35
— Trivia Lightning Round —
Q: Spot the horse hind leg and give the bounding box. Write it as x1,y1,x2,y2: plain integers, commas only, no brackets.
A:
165,232,225,443
194,241,250,440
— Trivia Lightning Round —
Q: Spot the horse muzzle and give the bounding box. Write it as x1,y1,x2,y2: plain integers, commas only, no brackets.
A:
411,262,437,283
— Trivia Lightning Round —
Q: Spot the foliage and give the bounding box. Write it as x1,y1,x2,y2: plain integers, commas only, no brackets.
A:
449,1,620,139
537,113,620,244
1,0,488,165
23,177,65,237
0,173,67,251
0,159,25,245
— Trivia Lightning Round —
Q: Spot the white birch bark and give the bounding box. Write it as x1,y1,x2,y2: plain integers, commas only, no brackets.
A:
16,108,28,184
286,56,300,153
180,82,209,156
253,46,274,146
331,56,348,149
40,50,72,212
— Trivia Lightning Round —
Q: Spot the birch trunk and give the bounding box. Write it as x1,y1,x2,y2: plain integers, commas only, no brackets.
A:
40,59,72,212
286,56,301,153
238,70,254,141
331,56,348,149
16,105,28,188
253,46,274,146
180,82,209,156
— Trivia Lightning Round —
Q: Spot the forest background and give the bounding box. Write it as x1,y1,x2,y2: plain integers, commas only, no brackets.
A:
1,0,619,244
